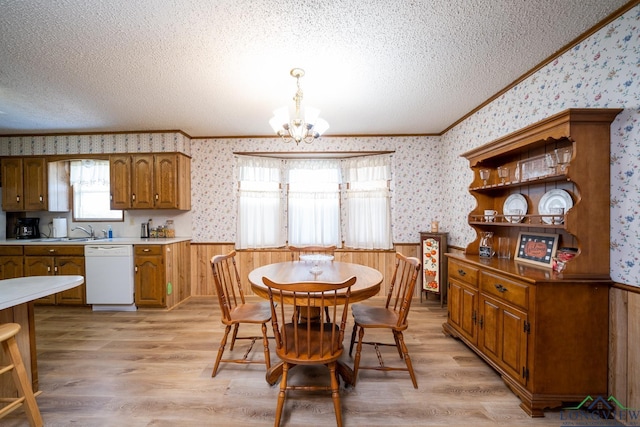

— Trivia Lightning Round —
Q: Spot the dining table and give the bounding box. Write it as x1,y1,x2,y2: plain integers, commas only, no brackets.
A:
248,259,383,386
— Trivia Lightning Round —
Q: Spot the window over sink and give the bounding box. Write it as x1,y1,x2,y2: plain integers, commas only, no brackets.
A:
64,160,123,221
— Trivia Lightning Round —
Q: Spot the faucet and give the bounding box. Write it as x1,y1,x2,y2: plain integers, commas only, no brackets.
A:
72,225,94,239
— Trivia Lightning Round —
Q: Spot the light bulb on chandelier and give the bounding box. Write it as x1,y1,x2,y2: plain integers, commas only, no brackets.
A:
269,68,329,145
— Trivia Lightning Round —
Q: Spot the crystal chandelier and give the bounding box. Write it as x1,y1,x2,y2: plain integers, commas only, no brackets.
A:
269,68,329,145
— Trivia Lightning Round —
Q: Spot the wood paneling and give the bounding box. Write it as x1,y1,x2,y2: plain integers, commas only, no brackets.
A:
609,286,640,426
190,243,420,298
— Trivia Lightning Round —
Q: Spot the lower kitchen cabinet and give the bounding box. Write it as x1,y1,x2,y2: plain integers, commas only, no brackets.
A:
0,246,24,279
134,241,190,308
24,245,86,305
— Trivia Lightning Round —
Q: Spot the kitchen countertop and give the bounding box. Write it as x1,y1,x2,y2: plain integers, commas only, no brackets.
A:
0,275,84,310
0,237,191,246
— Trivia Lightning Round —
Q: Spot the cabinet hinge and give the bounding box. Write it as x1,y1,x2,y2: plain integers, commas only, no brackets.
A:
522,366,529,380
472,310,477,324
524,321,531,334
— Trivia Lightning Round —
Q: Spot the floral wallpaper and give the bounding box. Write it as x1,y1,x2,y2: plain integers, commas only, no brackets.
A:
0,5,637,287
0,132,191,156
189,136,442,244
441,4,639,286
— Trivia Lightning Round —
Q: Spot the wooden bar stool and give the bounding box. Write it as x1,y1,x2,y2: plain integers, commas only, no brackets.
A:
0,323,43,427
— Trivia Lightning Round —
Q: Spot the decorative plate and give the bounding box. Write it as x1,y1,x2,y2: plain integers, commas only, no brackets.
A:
538,189,573,224
503,193,528,223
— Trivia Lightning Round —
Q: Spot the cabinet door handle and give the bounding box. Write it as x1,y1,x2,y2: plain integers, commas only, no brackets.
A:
39,195,43,202
494,284,508,292
47,266,51,272
135,266,138,273
132,193,136,201
479,316,483,329
458,269,466,276
110,194,113,201
155,194,159,201
16,195,20,202
54,266,58,273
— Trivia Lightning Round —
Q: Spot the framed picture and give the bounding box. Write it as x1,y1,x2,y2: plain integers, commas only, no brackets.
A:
515,232,559,268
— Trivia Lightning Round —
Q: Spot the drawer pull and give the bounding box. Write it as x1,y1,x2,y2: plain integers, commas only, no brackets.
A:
143,248,151,252
458,269,466,276
494,284,508,293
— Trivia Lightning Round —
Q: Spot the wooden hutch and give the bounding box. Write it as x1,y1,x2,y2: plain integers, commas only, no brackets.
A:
443,108,622,416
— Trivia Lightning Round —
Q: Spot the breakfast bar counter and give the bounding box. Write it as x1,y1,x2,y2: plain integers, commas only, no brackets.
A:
0,275,84,394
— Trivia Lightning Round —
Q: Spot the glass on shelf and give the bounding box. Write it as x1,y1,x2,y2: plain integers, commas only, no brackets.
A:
497,166,509,184
556,147,572,172
479,169,490,186
544,152,558,174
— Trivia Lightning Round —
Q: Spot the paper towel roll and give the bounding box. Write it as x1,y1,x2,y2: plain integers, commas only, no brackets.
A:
52,218,67,238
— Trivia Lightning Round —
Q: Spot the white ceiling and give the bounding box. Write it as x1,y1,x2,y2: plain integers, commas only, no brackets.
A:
0,0,630,138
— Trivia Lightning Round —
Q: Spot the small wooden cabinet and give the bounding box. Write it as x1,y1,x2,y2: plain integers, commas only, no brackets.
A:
24,245,86,305
444,109,621,417
110,153,191,210
134,245,165,307
1,157,48,211
0,246,24,279
134,241,190,308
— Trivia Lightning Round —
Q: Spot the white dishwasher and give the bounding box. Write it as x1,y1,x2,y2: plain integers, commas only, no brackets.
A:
85,244,136,311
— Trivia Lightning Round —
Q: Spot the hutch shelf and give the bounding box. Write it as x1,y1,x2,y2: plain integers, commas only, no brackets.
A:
443,108,622,417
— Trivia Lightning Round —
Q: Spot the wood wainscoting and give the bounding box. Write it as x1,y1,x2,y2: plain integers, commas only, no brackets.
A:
189,243,419,297
609,284,640,426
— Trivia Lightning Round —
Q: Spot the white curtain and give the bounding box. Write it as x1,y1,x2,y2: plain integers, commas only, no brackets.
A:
69,159,110,186
236,156,285,249
70,160,122,220
287,159,341,247
343,154,393,249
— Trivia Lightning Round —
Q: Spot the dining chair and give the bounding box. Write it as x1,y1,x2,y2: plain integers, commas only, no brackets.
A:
288,245,337,261
210,250,271,377
349,252,421,388
262,275,357,427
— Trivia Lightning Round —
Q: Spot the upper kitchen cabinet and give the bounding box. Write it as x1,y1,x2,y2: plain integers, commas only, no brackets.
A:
1,157,48,211
110,153,191,210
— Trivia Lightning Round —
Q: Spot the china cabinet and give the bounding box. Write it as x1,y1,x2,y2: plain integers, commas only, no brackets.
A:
1,157,48,211
110,153,191,210
419,232,448,306
443,108,622,416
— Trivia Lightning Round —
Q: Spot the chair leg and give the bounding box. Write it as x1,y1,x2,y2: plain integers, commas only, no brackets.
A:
261,322,271,370
274,363,288,427
212,325,231,377
352,326,365,386
349,322,357,356
229,323,240,350
396,331,418,388
392,330,403,358
328,362,343,427
3,336,43,427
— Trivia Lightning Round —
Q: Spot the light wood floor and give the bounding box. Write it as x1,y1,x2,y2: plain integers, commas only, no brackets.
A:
3,296,615,426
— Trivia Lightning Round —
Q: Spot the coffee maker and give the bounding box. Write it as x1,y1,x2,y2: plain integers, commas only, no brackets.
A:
15,218,40,239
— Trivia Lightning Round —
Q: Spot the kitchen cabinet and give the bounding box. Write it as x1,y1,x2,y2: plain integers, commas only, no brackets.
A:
110,153,191,210
443,109,620,417
1,157,48,211
0,246,24,279
134,241,190,308
24,245,86,305
134,245,165,307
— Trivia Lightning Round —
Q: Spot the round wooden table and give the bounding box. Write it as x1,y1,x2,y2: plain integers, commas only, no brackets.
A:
248,260,384,386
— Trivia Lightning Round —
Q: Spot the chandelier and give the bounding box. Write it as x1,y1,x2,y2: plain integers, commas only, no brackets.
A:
269,68,329,145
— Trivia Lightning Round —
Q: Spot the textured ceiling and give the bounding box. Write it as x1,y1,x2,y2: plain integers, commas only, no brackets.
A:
0,0,630,137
